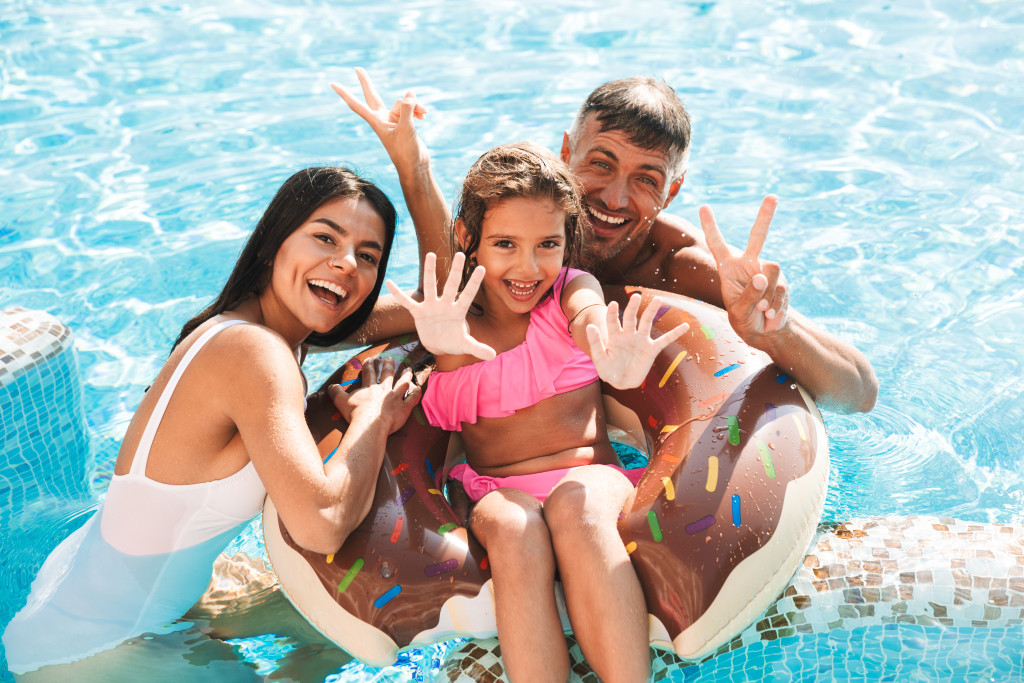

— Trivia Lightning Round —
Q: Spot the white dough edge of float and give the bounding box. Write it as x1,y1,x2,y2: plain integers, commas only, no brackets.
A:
263,497,501,667
660,383,830,660
263,382,829,667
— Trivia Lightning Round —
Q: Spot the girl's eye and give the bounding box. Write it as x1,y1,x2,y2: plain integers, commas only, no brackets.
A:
494,240,514,249
540,240,562,249
359,252,379,267
315,233,335,245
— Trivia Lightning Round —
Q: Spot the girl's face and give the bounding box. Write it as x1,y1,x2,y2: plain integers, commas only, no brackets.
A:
263,195,386,345
469,195,566,316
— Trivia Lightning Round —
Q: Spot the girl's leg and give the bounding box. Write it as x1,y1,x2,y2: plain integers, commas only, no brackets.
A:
544,465,649,683
470,488,569,683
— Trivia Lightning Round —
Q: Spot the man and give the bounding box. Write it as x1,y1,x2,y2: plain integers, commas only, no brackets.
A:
333,70,877,414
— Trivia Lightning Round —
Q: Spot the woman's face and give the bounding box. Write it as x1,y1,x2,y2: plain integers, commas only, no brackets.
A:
262,195,386,345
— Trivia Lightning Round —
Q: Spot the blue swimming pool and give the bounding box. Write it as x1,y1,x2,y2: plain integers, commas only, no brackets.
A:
2,0,1022,680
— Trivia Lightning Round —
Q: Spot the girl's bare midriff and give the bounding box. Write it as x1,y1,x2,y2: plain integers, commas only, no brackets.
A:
458,381,620,476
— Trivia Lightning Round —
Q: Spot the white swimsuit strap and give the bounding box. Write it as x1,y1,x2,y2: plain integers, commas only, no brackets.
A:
129,319,248,476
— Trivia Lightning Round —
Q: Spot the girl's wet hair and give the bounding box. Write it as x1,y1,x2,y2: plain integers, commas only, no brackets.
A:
174,166,397,350
451,142,589,289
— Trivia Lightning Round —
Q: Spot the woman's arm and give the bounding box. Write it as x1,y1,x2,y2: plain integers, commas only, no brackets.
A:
222,325,420,554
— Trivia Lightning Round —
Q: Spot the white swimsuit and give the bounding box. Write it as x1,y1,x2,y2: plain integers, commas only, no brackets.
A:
3,320,269,673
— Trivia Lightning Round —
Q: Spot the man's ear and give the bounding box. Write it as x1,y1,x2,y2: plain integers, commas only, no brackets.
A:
560,131,572,164
663,172,685,209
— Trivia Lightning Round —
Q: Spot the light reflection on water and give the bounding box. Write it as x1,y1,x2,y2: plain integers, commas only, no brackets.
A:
2,0,1023,680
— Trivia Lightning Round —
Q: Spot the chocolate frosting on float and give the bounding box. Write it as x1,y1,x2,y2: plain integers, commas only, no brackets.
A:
605,288,822,642
265,287,827,663
279,340,491,645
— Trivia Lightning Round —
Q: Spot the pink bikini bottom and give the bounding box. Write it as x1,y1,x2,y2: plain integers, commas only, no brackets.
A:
449,462,645,503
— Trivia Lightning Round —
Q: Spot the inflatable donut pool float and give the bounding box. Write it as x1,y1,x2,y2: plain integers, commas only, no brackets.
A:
262,286,830,665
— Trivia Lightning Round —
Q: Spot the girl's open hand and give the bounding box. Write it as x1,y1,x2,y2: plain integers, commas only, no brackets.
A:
328,355,421,434
385,252,496,361
585,294,689,390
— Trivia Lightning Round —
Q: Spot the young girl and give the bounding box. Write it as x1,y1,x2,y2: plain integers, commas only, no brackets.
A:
386,143,688,683
3,166,421,678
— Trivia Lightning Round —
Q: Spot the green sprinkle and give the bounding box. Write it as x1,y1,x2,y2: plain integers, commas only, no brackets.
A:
438,523,458,535
647,510,663,542
701,325,716,339
338,558,364,592
727,415,741,445
757,440,776,478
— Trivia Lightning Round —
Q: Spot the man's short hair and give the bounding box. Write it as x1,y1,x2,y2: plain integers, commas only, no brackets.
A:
569,76,691,178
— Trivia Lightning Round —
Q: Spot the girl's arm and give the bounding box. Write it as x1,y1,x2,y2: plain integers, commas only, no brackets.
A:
221,325,420,554
385,252,496,361
561,273,689,390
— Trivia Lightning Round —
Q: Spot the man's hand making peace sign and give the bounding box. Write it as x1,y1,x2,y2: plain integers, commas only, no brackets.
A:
699,195,789,345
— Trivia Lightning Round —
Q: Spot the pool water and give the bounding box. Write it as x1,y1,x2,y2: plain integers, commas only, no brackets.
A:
2,0,1022,680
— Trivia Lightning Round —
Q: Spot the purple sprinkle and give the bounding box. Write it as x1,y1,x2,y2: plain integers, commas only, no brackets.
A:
398,487,415,506
424,558,459,577
350,359,363,371
653,305,671,324
685,515,716,534
765,403,777,422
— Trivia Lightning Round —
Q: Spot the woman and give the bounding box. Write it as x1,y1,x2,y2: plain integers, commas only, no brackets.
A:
2,166,421,677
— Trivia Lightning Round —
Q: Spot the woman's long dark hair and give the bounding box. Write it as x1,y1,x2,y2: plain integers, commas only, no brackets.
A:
173,166,397,350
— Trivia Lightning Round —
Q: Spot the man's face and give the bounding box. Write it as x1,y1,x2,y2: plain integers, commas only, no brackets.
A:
562,114,683,264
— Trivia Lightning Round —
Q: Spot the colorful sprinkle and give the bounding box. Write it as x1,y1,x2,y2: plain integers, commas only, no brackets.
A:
339,378,360,388
758,440,776,478
390,518,404,543
732,494,741,526
398,487,415,505
727,415,741,445
330,411,341,422
698,392,728,409
625,541,638,554
661,476,675,501
706,456,719,492
661,424,679,435
686,515,716,535
338,558,364,592
714,363,740,377
399,334,411,345
647,510,663,542
427,488,441,495
425,460,435,479
322,442,340,465
793,414,807,441
765,403,777,422
480,556,489,570
326,553,334,564
390,463,409,475
374,584,402,609
776,373,789,383
425,558,459,577
350,359,363,371
438,523,458,535
700,325,716,339
653,305,671,324
648,415,658,428
660,454,681,464
659,350,688,388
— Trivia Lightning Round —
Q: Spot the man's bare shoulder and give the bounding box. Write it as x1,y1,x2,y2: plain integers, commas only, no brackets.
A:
622,212,723,305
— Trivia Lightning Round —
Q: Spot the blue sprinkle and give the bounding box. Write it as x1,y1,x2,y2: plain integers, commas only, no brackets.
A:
732,494,741,526
776,374,789,383
714,363,740,377
426,460,435,479
374,584,402,609
339,378,360,387
322,443,340,465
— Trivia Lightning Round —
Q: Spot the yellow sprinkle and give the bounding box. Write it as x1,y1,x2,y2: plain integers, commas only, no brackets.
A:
326,554,335,564
659,350,688,388
661,476,675,501
661,424,680,434
625,541,637,554
706,456,719,493
793,414,807,441
427,488,441,495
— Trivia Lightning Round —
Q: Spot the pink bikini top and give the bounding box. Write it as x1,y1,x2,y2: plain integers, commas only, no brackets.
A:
421,268,599,432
